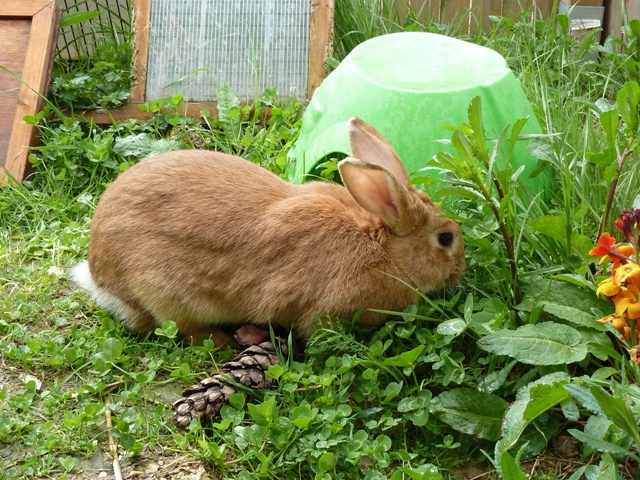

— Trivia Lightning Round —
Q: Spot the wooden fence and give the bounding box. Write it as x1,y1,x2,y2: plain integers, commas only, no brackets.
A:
54,0,640,59
397,0,638,37
605,0,640,39
396,0,552,32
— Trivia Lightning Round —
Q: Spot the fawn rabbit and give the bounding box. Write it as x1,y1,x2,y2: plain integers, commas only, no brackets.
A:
72,118,465,340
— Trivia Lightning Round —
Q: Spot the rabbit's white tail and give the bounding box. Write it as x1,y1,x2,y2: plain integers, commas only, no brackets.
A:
71,261,130,320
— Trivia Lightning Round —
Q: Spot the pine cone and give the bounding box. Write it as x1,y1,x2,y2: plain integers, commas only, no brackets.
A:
172,339,287,428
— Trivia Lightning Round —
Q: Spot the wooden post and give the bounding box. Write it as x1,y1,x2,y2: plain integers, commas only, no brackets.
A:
1,0,60,185
131,0,151,102
307,0,335,98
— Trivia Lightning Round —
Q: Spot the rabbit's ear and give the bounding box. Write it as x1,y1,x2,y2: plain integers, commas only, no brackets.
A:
338,158,414,235
347,118,410,186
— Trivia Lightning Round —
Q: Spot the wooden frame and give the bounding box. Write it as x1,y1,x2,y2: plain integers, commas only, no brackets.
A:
1,0,60,185
80,0,335,124
604,0,640,39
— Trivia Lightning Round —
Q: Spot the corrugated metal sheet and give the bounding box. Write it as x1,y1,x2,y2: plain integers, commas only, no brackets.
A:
145,0,310,101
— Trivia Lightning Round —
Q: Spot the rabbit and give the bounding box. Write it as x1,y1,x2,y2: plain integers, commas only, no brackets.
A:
72,117,466,341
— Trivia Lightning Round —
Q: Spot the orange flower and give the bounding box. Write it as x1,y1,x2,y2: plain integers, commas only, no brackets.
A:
596,277,621,298
611,245,636,271
613,262,640,286
590,232,616,257
590,233,634,269
613,286,640,317
597,313,629,331
629,302,640,320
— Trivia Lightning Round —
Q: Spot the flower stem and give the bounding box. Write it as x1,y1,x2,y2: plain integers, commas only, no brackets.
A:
599,146,631,238
482,178,522,306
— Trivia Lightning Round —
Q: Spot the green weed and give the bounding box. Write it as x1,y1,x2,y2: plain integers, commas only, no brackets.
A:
3,3,640,480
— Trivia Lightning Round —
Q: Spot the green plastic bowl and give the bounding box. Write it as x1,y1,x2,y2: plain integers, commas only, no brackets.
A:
287,32,549,198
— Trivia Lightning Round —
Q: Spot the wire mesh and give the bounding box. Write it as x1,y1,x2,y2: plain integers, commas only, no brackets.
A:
55,0,132,60
145,0,310,102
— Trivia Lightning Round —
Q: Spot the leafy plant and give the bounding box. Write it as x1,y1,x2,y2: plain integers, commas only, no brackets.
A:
427,96,546,307
587,81,640,236
51,2,133,110
6,3,640,479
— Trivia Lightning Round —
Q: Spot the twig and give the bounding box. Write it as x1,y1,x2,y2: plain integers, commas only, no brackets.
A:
484,185,521,305
530,456,540,477
469,471,494,479
599,146,632,238
71,381,125,399
105,397,123,480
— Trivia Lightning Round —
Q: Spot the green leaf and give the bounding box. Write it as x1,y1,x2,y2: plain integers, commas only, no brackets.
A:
383,345,424,367
392,464,443,480
290,403,318,429
217,82,242,139
430,389,508,440
590,386,640,448
500,452,527,480
113,134,182,160
382,381,403,402
467,96,489,160
527,216,599,262
436,318,466,337
499,372,570,452
398,389,432,426
397,390,431,412
247,397,276,427
170,363,192,379
576,327,614,361
617,81,640,135
58,456,78,473
228,393,245,411
523,383,570,421
363,470,386,480
155,320,179,338
597,454,621,480
507,117,530,161
478,360,517,393
119,432,136,450
565,384,603,414
431,185,484,202
406,409,430,427
603,159,619,183
318,452,336,473
599,109,620,150
477,322,588,365
516,414,560,460
451,130,476,166
569,429,640,462
559,396,580,423
102,338,123,362
60,11,101,28
567,466,588,480
587,147,616,167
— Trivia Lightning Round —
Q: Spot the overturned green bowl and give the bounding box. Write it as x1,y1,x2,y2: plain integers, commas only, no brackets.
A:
287,32,549,198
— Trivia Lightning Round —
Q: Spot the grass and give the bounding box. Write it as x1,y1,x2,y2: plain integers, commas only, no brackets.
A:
2,2,640,479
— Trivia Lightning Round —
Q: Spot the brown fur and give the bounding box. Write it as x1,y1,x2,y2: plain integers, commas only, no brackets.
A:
76,118,466,339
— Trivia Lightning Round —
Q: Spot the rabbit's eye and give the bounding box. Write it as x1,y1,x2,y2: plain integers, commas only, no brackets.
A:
438,232,454,247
